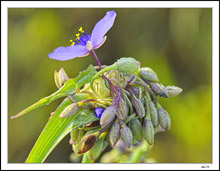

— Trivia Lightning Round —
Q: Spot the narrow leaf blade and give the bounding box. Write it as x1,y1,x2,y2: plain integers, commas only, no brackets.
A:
25,94,98,163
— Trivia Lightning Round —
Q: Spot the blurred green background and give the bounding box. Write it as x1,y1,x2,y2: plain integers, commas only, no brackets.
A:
8,8,212,163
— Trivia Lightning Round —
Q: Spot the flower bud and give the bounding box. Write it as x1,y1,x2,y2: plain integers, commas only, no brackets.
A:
54,67,69,88
129,119,143,142
115,57,140,74
70,128,80,145
54,70,60,88
166,86,183,97
149,100,158,127
59,103,79,118
138,67,159,82
78,132,99,154
109,119,120,146
100,106,116,127
157,106,171,130
118,97,128,120
59,67,69,87
131,95,145,118
72,129,85,153
88,133,106,161
151,83,169,98
120,126,133,148
142,119,154,145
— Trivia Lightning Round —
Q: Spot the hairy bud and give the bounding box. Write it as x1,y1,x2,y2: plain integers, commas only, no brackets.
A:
120,126,133,148
157,105,171,130
109,119,120,146
100,106,116,127
131,95,145,118
142,119,154,145
129,119,143,142
166,86,183,97
151,83,169,98
138,67,159,82
115,57,140,74
59,103,79,118
149,100,158,127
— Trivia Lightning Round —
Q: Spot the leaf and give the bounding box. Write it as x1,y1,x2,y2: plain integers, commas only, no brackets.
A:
25,93,99,163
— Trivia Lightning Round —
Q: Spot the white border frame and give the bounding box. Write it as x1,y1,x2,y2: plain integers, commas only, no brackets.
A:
1,1,219,170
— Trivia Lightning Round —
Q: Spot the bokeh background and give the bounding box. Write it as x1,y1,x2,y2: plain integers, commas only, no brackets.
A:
8,8,212,163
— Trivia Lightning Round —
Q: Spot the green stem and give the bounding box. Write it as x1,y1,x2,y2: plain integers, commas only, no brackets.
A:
81,153,94,163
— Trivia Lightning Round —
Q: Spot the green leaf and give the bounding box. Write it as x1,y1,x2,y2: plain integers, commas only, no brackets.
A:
25,93,99,163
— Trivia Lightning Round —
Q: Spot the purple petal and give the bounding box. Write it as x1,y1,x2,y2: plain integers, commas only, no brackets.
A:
91,11,117,49
48,45,89,61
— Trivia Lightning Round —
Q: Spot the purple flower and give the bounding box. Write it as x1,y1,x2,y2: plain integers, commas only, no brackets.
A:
48,11,117,61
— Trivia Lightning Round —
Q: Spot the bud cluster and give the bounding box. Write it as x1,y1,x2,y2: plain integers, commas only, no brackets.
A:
57,58,182,161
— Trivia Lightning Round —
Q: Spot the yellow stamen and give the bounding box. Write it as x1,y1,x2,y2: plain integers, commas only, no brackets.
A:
76,33,80,40
79,27,84,33
70,39,73,42
71,42,75,46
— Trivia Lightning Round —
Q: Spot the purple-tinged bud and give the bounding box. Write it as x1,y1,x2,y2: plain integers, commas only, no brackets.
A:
166,86,183,97
157,105,171,130
118,97,128,120
120,126,133,148
59,103,79,118
129,119,143,142
130,95,145,118
138,67,159,83
151,83,169,98
142,119,154,145
115,57,140,74
109,119,120,146
149,100,158,127
100,106,116,127
95,107,105,118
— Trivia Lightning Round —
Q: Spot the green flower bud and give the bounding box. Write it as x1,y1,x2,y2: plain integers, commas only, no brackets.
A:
131,95,145,118
72,129,85,153
54,67,69,88
142,119,154,145
78,132,99,154
157,105,171,130
151,83,169,98
70,128,80,145
138,67,159,82
129,119,143,142
59,103,79,118
118,97,128,120
149,100,158,127
100,106,116,127
120,126,133,148
166,86,183,97
109,119,120,146
54,70,60,88
115,57,140,74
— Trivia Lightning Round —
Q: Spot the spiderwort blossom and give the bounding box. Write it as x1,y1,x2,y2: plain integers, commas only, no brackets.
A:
48,11,117,61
